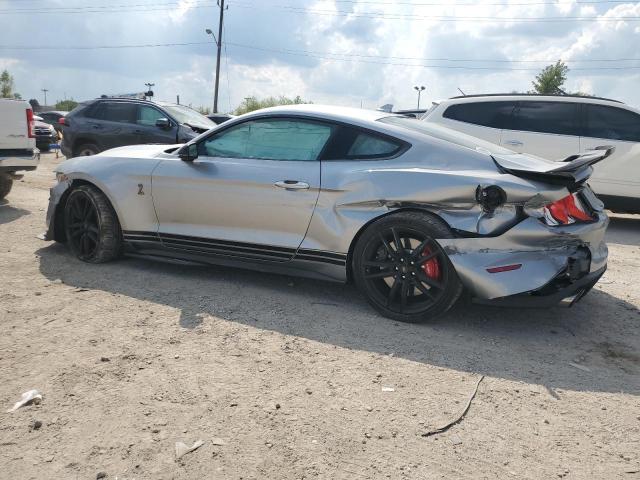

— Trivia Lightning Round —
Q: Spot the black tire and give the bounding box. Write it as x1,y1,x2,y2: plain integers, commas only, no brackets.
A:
75,143,99,157
63,184,121,263
0,174,13,200
352,211,463,323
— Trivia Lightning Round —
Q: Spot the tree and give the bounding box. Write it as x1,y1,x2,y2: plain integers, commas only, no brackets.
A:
55,99,79,111
234,95,310,115
531,60,569,95
1,69,16,98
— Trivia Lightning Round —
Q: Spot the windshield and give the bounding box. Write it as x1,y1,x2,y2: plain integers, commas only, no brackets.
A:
163,104,215,127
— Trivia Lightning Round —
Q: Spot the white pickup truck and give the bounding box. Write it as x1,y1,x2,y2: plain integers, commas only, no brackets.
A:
0,98,40,199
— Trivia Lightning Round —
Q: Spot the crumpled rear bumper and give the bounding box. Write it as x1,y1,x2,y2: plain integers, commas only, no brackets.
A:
437,211,608,303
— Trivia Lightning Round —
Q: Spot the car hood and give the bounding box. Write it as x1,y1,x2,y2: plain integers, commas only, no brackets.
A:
95,143,181,158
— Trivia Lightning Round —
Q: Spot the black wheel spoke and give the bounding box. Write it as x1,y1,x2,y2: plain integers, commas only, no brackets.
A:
416,251,439,266
400,280,411,310
414,280,436,300
364,270,395,280
70,228,83,238
391,227,402,253
403,237,412,250
364,260,394,269
418,272,444,290
387,278,400,306
378,232,396,256
87,231,98,243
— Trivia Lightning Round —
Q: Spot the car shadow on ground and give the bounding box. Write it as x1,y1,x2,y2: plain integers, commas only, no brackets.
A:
606,214,640,247
0,199,30,225
37,242,640,396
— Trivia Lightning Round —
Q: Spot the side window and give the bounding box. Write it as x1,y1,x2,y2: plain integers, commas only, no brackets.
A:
199,119,332,161
513,101,578,136
585,105,640,142
442,102,516,129
138,106,166,126
94,102,137,123
347,132,400,158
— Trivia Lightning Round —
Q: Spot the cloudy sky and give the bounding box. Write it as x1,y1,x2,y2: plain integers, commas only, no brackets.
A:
1,0,640,112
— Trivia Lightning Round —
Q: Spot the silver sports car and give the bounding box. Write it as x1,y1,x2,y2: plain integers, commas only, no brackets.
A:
44,105,611,322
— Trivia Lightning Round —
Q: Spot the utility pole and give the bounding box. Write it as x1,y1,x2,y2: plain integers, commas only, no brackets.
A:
41,88,49,106
206,0,226,113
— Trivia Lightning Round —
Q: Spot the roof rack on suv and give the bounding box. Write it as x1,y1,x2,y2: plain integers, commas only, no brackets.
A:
448,93,623,104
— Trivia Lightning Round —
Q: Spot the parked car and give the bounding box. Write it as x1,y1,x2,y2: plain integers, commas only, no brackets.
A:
60,98,216,158
0,99,40,199
207,113,234,125
423,94,640,213
33,116,58,151
44,105,609,322
37,110,68,134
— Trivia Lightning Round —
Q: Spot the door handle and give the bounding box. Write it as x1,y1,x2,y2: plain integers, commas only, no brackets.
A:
274,180,310,190
504,140,523,147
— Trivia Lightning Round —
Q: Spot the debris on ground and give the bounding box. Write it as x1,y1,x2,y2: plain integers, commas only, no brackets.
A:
381,386,395,392
7,390,43,413
568,362,591,372
422,375,485,437
30,420,42,431
211,438,226,446
175,440,204,460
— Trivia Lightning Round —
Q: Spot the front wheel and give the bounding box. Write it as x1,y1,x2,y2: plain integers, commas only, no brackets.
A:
353,212,463,323
64,184,121,263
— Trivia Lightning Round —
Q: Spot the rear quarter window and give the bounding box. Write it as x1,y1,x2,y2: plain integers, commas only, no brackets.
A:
442,101,516,129
585,105,640,142
322,125,405,160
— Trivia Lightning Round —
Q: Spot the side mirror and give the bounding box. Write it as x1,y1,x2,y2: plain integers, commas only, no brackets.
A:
179,143,198,162
155,117,171,129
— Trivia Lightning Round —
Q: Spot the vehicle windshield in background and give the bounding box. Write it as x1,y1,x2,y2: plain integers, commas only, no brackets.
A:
162,104,215,128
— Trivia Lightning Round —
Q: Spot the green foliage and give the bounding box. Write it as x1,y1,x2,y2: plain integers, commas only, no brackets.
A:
55,99,79,111
531,60,569,95
1,69,17,98
234,95,310,115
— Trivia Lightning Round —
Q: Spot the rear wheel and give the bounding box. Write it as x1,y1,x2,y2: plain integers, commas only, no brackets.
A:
75,143,99,156
0,174,13,200
353,211,462,323
64,184,121,263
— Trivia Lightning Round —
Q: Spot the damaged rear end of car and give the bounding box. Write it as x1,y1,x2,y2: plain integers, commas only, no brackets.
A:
437,146,613,307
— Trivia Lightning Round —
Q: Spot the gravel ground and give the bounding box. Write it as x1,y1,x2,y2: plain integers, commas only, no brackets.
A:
1,152,639,479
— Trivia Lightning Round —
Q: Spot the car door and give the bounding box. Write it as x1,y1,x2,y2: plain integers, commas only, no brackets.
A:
150,117,333,261
500,101,580,160
134,104,178,144
88,101,139,150
580,103,640,199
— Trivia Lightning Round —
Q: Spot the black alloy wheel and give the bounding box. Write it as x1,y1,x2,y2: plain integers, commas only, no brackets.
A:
64,184,121,263
353,212,463,322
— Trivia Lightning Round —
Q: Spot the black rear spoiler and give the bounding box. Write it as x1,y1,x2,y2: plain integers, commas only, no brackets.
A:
493,146,614,187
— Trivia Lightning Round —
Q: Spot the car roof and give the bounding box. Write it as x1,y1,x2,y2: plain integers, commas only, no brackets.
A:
244,104,391,124
443,93,624,105
40,110,68,115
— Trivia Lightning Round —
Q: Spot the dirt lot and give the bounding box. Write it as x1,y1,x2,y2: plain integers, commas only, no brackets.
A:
1,152,639,479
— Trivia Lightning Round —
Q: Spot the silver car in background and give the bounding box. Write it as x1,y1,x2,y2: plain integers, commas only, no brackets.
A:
44,105,611,322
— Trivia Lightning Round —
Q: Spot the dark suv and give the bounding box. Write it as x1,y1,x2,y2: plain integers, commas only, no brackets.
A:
60,98,216,157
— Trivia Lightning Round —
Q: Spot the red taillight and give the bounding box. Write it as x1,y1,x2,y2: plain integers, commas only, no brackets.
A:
58,117,67,126
543,193,594,226
486,264,522,274
26,108,34,138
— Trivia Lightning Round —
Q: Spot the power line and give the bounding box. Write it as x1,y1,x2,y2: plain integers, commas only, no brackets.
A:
0,41,214,50
3,40,640,69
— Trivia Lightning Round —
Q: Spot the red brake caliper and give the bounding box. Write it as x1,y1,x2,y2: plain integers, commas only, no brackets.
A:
421,246,441,280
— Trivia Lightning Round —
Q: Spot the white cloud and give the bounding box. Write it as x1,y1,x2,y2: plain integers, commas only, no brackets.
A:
1,0,640,111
